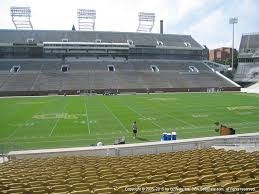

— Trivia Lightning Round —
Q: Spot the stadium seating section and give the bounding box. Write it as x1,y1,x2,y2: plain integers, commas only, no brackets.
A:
234,63,259,82
0,148,258,194
0,59,235,92
235,33,259,83
239,34,259,52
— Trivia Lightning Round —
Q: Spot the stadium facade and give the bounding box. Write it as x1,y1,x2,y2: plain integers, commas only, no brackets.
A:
0,29,240,96
234,32,259,83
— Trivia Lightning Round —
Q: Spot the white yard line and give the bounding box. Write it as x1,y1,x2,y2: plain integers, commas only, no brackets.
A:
49,117,61,137
2,124,259,142
49,100,68,137
126,105,164,129
156,101,196,127
164,113,197,127
7,129,18,139
84,96,91,134
7,99,57,139
103,103,129,133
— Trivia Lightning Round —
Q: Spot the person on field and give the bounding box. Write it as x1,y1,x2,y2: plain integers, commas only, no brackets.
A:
132,121,138,139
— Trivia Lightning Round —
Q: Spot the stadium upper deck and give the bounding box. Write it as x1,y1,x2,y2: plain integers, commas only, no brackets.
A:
239,33,259,54
0,29,202,48
234,33,259,82
0,29,204,60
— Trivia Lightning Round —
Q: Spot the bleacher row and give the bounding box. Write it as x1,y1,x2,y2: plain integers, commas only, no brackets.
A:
0,148,258,194
234,63,259,82
234,33,259,83
0,60,211,72
0,60,235,91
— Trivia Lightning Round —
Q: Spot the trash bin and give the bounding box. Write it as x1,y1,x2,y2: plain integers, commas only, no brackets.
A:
162,132,167,141
167,133,172,140
172,132,176,140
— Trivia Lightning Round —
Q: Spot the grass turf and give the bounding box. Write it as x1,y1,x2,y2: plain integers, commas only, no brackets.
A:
0,92,259,151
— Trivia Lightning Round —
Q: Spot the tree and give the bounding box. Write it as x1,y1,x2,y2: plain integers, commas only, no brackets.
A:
225,50,238,68
233,50,238,69
225,57,231,65
72,24,76,31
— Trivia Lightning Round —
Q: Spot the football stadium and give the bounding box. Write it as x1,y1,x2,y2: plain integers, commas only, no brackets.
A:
0,4,259,194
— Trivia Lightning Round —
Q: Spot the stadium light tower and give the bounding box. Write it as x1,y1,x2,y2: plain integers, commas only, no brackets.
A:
77,9,96,31
229,17,238,69
137,12,155,32
10,6,33,30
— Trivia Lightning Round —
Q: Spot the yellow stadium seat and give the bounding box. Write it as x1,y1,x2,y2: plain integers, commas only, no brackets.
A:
179,177,199,188
243,179,259,191
176,191,198,194
199,174,217,186
118,172,135,179
251,168,259,179
182,170,199,178
166,172,182,180
29,186,48,193
48,184,71,193
70,189,91,194
216,172,234,184
228,164,243,172
71,182,90,191
92,187,114,194
161,179,180,188
198,168,214,176
199,163,212,170
130,177,147,185
246,192,259,194
4,188,27,194
147,174,165,183
46,180,65,187
221,181,242,194
6,182,26,189
184,165,198,172
90,180,110,189
243,162,257,170
1,149,258,194
213,166,229,174
100,174,117,182
110,179,130,187
67,177,83,185
234,169,252,181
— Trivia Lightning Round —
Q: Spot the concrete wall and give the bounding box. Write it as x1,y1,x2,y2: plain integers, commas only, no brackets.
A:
0,87,240,97
8,133,259,159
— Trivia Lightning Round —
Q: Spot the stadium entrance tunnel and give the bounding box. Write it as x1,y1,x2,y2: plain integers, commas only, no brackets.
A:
150,65,159,72
10,65,20,73
61,65,69,72
108,65,115,72
189,66,199,73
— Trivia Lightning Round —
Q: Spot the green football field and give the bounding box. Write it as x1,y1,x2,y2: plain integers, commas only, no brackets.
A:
0,92,259,152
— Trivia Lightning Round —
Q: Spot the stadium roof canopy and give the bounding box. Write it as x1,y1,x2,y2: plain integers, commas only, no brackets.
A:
0,29,202,49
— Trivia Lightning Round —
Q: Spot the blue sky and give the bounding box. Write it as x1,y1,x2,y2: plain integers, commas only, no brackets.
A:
0,0,258,49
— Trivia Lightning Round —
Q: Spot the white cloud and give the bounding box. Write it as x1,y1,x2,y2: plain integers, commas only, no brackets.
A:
176,0,204,20
181,0,259,49
184,9,232,49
